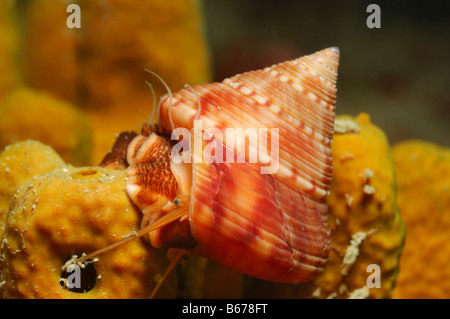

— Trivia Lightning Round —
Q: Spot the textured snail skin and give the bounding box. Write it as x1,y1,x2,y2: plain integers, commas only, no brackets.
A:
392,141,450,299
125,48,339,283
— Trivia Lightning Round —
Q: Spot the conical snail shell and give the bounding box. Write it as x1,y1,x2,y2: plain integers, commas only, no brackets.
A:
128,47,339,283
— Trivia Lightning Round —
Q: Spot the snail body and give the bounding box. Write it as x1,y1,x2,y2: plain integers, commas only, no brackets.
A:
102,47,340,284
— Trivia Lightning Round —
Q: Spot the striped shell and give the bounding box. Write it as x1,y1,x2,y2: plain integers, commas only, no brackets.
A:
126,47,339,283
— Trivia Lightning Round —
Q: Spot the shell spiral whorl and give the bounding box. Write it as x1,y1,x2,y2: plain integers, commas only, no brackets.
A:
125,47,339,283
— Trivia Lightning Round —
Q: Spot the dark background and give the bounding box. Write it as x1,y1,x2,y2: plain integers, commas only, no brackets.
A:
202,0,450,147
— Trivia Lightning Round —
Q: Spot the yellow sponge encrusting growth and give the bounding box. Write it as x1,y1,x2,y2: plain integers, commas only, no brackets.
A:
22,0,79,102
310,113,405,299
392,140,450,299
0,88,92,166
0,140,66,240
0,166,176,299
22,0,212,165
0,0,20,98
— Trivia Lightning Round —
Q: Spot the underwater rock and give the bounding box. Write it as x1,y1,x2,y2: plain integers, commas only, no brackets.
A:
0,165,176,299
0,88,92,166
392,140,450,299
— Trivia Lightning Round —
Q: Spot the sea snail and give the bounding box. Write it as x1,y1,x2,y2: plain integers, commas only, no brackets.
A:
92,47,339,286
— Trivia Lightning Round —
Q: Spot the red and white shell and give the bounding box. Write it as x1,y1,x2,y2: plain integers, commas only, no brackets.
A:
122,47,339,284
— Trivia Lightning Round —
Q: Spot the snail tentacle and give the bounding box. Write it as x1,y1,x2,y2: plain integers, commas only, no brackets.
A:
144,69,175,131
144,80,157,125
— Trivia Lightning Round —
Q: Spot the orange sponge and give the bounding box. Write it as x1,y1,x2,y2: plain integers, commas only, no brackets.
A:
0,166,176,298
392,140,450,298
